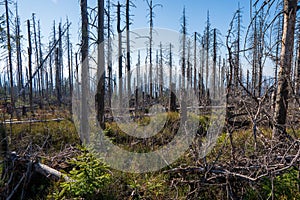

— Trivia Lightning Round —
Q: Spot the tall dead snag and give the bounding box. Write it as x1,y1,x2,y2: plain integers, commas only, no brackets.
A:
295,20,300,96
117,2,123,106
96,0,106,129
27,20,33,113
147,0,154,98
58,23,64,97
168,43,176,112
272,0,298,137
66,17,73,103
81,0,89,143
107,0,112,107
55,47,61,106
193,32,197,92
32,14,41,99
146,0,161,99
38,21,44,99
15,4,24,100
181,7,187,120
5,0,14,117
205,11,210,96
234,5,241,92
159,42,163,96
126,0,131,99
212,28,217,99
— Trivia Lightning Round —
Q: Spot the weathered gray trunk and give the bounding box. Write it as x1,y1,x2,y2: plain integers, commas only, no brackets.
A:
81,0,89,143
27,20,33,113
5,0,14,117
272,0,298,137
96,0,106,129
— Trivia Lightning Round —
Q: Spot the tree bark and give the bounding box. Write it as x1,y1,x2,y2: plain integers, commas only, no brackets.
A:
81,0,89,143
117,2,123,107
5,0,14,117
273,0,298,137
27,20,33,114
96,0,106,129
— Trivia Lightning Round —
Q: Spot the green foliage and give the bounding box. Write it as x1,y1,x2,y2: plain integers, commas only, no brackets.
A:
51,147,111,200
261,169,300,200
9,119,80,153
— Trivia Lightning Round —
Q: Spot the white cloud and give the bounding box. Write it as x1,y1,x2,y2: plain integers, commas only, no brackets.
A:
52,0,58,4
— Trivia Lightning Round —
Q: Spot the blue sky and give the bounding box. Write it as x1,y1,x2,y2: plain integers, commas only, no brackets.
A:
16,0,250,46
3,0,277,77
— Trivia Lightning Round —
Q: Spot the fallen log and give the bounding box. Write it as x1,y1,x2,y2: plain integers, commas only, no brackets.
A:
3,118,64,125
34,162,70,182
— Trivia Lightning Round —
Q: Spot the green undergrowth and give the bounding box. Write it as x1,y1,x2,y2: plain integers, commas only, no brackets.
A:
7,118,80,154
3,110,300,199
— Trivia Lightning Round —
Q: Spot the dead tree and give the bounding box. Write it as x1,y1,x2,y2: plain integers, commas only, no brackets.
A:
15,4,24,100
117,2,123,106
204,11,210,95
32,14,41,99
180,7,187,120
5,0,14,117
106,0,112,107
193,32,197,92
55,48,61,106
146,0,161,99
159,42,163,96
168,43,176,112
295,19,300,96
38,21,44,99
27,20,33,114
126,0,132,99
66,17,73,102
96,0,106,129
81,0,89,143
212,28,217,98
58,23,64,97
273,0,298,137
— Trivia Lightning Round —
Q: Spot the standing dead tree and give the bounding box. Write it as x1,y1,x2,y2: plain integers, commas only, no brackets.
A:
273,0,298,137
146,0,161,99
81,0,89,143
96,0,106,129
5,0,14,117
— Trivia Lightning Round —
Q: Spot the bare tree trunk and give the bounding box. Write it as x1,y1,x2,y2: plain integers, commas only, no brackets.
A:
159,42,163,96
272,0,298,137
96,0,106,129
38,21,44,100
148,0,154,99
135,51,140,114
5,0,14,117
235,6,241,91
58,23,64,98
181,8,187,120
126,0,131,99
107,0,112,107
295,21,300,96
205,11,210,96
27,20,33,114
169,43,176,112
81,0,89,144
15,4,24,101
32,14,41,100
117,2,123,107
66,18,73,112
213,28,217,99
55,48,61,106
194,32,197,92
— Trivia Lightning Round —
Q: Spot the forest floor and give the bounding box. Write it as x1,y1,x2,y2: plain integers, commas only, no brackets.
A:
1,106,300,199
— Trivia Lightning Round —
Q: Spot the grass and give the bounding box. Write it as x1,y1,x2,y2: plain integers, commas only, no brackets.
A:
2,109,300,199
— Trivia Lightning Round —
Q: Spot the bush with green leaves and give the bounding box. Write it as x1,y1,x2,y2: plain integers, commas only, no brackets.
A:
51,147,111,200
